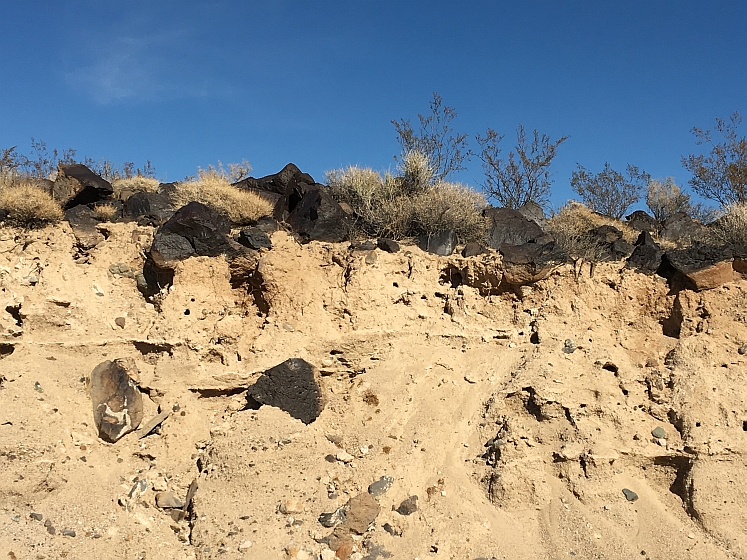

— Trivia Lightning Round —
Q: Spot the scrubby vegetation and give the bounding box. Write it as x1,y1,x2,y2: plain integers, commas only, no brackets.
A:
326,151,488,242
570,163,650,219
646,177,691,222
170,163,273,225
710,202,747,246
111,176,161,199
0,181,63,227
476,125,568,210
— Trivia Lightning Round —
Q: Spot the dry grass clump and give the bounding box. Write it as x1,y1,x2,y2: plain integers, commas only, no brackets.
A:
0,182,63,227
92,202,119,222
326,153,487,242
171,167,273,225
548,202,638,243
710,203,747,246
111,176,160,198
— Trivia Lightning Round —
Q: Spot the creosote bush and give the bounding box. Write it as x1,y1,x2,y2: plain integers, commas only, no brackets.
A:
171,164,273,225
0,181,63,227
326,152,487,242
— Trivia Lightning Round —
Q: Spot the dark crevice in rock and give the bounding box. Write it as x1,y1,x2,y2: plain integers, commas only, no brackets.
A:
132,341,175,356
5,304,22,327
653,455,700,522
189,387,247,399
0,343,14,359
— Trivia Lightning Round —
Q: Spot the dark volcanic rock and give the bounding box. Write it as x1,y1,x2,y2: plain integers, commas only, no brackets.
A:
237,227,273,250
660,245,736,290
141,202,251,295
500,241,566,285
610,239,635,260
54,164,113,209
122,192,173,225
484,207,544,249
395,495,418,516
274,183,349,243
418,230,458,256
247,358,326,424
626,231,663,273
350,240,377,251
589,225,623,244
377,238,400,253
234,163,314,196
89,358,143,443
64,205,105,249
625,210,659,232
158,201,233,257
659,212,706,243
461,242,489,257
516,201,546,227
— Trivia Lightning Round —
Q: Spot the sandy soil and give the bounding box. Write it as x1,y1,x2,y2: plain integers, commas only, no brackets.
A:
1,222,747,559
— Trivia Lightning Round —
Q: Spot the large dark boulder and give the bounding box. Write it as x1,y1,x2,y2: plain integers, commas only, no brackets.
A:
122,192,173,225
626,231,663,273
660,245,737,291
234,163,315,196
500,240,566,285
237,227,272,250
418,230,458,256
659,212,706,243
484,207,544,249
158,201,233,257
247,358,326,424
625,210,659,232
54,164,113,209
274,183,349,243
141,202,252,295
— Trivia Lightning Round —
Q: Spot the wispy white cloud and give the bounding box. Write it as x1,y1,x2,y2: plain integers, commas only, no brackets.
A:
64,32,228,104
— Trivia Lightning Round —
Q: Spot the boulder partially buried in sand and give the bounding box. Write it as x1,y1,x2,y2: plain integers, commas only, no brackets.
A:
89,358,144,442
247,358,326,424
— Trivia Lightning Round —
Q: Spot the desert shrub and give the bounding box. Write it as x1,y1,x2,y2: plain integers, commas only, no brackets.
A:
171,164,272,225
476,125,568,209
571,163,650,219
646,177,691,222
392,92,471,182
111,176,161,198
0,182,63,227
326,154,487,242
682,112,747,206
92,202,119,222
709,202,747,246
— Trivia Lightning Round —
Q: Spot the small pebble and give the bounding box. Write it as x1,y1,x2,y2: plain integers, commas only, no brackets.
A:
651,426,666,439
395,495,418,515
368,476,394,497
62,529,76,537
336,451,354,463
30,512,43,521
738,344,747,355
622,488,638,502
238,540,252,552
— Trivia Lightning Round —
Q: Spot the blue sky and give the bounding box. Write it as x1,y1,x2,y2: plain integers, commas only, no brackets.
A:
1,1,745,210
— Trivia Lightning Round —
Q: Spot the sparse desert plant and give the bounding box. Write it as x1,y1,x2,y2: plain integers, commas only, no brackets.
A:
0,182,63,227
570,162,650,219
326,157,487,242
171,164,272,225
476,125,568,210
709,202,747,246
392,92,471,182
646,177,691,222
92,202,119,222
682,112,747,206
